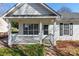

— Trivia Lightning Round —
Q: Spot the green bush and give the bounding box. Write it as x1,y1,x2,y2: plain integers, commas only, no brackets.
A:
11,21,18,28
0,44,44,56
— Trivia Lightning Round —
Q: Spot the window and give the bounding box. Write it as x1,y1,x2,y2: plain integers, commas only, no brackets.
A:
43,25,48,35
64,24,69,35
60,23,73,36
23,24,39,35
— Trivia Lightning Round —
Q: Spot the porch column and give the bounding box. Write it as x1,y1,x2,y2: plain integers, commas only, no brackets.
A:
39,22,43,44
53,20,56,46
19,23,23,34
6,19,12,46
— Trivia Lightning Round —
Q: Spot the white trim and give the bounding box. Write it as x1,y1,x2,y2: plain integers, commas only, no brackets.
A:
13,35,39,36
3,16,59,19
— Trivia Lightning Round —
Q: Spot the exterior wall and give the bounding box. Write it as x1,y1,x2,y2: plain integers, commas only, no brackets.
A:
73,24,79,40
56,20,79,40
49,24,53,34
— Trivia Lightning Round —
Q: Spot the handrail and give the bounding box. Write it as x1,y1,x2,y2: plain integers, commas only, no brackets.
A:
42,34,54,46
42,34,51,42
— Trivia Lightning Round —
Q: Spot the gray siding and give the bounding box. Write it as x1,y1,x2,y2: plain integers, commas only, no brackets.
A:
11,3,53,16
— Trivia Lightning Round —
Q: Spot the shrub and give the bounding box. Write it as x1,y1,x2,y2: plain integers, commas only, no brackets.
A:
0,44,44,56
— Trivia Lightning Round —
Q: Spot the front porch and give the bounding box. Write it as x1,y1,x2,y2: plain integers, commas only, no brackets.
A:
6,18,57,46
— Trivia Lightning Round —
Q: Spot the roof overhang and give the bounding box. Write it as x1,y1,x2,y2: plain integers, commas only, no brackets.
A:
4,16,60,19
41,3,61,16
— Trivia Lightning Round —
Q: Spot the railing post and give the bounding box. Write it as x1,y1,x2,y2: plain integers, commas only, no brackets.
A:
49,34,53,45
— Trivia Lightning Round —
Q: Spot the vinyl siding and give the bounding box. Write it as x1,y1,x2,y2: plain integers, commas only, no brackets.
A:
11,3,53,16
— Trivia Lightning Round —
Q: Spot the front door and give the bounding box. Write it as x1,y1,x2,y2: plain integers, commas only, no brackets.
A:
43,25,48,35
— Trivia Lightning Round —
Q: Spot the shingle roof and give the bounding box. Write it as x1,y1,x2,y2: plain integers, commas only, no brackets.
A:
59,12,79,19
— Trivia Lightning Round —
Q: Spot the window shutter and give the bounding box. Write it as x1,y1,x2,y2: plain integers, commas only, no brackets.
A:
60,23,63,36
70,23,73,36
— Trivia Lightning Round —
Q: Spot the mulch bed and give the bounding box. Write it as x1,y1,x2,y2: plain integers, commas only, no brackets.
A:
54,40,79,56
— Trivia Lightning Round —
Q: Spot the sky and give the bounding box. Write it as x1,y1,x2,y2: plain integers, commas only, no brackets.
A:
47,3,79,12
0,3,79,16
0,3,16,16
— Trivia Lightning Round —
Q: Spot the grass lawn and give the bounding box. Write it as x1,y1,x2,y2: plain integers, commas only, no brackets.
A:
0,44,44,56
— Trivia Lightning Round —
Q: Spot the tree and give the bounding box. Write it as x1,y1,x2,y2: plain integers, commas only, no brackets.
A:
58,6,72,13
11,21,18,29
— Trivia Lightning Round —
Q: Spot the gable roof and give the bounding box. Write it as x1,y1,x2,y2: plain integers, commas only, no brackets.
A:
3,3,61,18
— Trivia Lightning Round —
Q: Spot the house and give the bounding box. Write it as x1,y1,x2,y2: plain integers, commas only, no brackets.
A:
2,3,61,46
2,3,79,46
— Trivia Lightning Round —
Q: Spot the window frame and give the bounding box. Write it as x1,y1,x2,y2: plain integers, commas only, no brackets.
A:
60,23,73,36
64,23,70,35
23,24,39,35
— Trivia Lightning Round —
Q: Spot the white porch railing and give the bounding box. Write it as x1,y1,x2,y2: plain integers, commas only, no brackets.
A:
10,33,55,47
11,34,40,44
